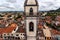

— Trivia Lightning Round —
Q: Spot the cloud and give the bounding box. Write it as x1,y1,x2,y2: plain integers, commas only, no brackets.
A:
0,0,60,11
38,0,60,11
6,0,16,3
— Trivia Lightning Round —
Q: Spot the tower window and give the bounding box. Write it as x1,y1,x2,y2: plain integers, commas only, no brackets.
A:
29,22,34,31
30,8,33,15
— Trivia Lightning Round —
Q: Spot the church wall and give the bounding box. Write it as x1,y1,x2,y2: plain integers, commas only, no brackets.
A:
27,36,36,40
25,6,38,16
27,0,36,5
26,17,37,36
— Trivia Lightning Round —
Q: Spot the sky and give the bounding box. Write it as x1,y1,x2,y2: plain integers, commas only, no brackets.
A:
0,0,60,11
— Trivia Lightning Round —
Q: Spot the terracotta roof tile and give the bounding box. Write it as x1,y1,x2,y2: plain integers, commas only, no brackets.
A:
0,38,3,40
20,28,25,33
38,24,43,29
51,29,60,35
0,23,17,34
16,26,25,33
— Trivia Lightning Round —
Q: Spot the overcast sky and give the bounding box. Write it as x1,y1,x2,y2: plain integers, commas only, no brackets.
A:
0,0,60,11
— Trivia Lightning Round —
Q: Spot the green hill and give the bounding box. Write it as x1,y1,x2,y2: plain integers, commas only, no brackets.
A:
49,8,60,12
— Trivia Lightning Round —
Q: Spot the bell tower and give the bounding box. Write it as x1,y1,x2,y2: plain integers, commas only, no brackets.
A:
24,0,38,40
24,0,38,16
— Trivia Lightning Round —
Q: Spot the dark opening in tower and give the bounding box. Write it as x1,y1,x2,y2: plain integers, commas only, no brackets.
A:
30,8,33,15
29,22,34,31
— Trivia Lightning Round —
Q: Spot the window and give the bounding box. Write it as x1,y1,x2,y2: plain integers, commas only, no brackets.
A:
0,35,2,38
23,34,25,36
56,38,58,40
29,22,34,31
30,8,33,15
45,37,51,40
21,34,22,35
15,37,17,39
4,37,6,38
4,34,6,36
11,34,13,36
12,37,14,39
18,37,20,39
8,36,10,39
7,34,9,35
14,29,15,31
16,34,19,36
8,15,11,17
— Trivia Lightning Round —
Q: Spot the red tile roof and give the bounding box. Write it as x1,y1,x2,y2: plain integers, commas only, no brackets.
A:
45,16,51,19
0,23,17,34
19,26,25,33
38,24,43,29
16,26,25,33
51,29,60,35
20,28,25,33
0,38,3,40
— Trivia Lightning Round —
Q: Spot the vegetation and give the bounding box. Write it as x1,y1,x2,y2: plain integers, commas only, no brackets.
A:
46,22,60,31
14,14,22,20
0,14,4,17
46,8,60,16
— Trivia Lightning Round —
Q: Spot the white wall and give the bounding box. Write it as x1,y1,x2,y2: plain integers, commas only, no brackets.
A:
27,0,36,5
2,33,25,39
26,17,37,36
27,36,36,40
12,26,18,33
43,29,51,37
25,6,38,16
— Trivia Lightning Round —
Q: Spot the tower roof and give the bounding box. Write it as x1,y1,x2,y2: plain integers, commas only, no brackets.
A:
24,0,38,6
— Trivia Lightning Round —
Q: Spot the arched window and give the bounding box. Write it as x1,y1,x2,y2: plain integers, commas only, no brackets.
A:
29,22,34,31
30,8,33,15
